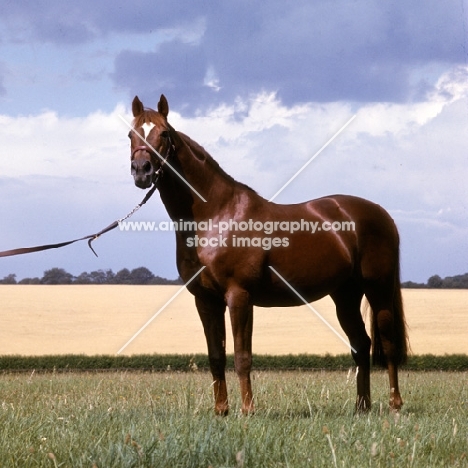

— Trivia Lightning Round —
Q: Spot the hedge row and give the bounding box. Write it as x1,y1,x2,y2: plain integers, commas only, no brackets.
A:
1,353,468,373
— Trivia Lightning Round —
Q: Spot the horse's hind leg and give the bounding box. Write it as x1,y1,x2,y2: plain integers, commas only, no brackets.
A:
365,290,404,411
195,295,229,416
377,308,403,411
331,283,371,412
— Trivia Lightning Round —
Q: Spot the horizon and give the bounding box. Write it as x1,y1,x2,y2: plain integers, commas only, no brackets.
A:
2,265,467,288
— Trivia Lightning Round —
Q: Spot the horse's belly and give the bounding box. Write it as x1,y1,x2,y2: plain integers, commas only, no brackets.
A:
250,239,354,306
252,290,327,308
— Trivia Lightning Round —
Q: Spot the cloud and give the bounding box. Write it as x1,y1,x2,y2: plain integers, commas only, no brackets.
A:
2,1,466,113
154,66,468,215
112,40,211,113
111,0,468,111
0,0,205,43
1,2,95,44
0,105,130,180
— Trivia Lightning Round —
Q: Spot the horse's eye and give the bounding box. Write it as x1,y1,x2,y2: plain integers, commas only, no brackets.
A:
161,131,169,138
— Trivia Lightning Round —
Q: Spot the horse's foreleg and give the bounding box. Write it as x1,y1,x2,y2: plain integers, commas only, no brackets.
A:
226,287,254,415
195,295,229,416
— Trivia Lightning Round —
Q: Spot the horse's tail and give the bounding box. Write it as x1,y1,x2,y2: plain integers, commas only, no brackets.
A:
370,253,409,367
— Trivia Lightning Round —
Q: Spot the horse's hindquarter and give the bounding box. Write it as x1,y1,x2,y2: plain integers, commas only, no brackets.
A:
252,196,359,305
253,195,398,306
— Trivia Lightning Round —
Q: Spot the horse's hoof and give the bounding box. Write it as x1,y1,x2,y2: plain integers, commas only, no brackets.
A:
389,400,403,412
215,405,229,417
355,397,371,414
241,404,255,416
389,392,403,412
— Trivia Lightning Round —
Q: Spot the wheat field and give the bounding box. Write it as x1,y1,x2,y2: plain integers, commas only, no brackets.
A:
0,286,467,356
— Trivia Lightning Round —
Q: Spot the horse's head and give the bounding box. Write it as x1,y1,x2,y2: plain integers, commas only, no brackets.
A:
130,94,173,189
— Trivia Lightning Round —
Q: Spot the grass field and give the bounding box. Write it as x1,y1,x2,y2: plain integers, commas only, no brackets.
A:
0,370,467,467
1,286,468,356
1,287,467,466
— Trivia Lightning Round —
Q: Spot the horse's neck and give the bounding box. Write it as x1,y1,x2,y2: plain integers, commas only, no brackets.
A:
158,132,239,221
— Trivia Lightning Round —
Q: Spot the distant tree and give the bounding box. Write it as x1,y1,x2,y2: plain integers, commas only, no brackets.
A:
442,276,454,288
74,269,115,284
454,273,468,288
90,269,115,284
150,275,184,285
0,273,17,284
18,277,41,285
41,268,74,285
427,274,443,288
75,272,93,284
5,268,189,286
129,267,155,285
401,281,425,289
440,273,468,289
114,268,133,284
150,275,168,285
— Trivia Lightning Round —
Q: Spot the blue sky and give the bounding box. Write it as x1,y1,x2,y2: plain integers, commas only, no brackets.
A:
0,0,467,282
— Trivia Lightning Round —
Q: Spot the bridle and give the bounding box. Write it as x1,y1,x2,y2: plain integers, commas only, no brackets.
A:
131,130,175,185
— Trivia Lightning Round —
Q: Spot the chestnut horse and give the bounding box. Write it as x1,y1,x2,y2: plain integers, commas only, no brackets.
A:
129,94,409,414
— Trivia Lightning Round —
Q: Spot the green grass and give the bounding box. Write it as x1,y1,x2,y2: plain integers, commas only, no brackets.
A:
0,370,467,467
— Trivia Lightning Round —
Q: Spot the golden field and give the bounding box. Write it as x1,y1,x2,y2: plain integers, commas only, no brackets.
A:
0,285,467,356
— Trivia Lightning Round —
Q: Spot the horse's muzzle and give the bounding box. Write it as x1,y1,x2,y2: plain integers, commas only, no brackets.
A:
131,159,154,189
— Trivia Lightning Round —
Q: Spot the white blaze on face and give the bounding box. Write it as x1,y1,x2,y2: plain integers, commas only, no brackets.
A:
142,122,155,140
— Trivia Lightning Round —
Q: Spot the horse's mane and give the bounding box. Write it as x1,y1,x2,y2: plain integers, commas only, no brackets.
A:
133,109,257,195
176,131,258,195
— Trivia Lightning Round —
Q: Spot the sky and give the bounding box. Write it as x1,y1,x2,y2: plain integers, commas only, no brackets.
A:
0,0,467,283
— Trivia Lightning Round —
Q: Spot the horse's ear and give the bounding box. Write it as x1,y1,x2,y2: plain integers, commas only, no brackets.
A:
158,94,169,119
132,96,144,117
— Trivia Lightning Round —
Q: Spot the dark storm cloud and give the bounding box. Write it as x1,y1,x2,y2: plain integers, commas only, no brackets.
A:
112,0,468,111
1,1,95,44
112,40,212,112
1,0,466,110
0,0,205,43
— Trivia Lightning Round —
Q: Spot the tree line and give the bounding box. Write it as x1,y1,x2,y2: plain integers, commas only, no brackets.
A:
401,272,468,289
1,269,467,288
0,267,183,285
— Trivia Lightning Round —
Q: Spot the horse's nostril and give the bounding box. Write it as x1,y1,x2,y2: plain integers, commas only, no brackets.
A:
131,160,153,176
143,161,152,174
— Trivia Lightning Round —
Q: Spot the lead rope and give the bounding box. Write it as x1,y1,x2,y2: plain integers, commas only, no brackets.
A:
0,136,175,258
0,180,159,259
0,136,174,258
86,178,160,256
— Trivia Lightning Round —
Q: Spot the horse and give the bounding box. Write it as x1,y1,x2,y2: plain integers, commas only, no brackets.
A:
128,94,409,415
